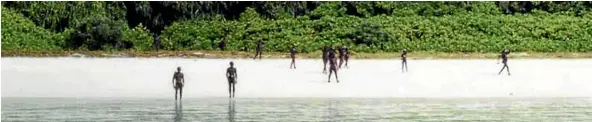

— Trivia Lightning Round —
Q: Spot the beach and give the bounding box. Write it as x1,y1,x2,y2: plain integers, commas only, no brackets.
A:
2,57,591,98
3,57,592,121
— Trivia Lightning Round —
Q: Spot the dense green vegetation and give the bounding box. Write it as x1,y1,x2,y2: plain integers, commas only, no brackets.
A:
2,1,592,53
1,7,66,50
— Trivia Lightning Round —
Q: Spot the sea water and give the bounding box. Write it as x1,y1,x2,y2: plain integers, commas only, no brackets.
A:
3,98,592,121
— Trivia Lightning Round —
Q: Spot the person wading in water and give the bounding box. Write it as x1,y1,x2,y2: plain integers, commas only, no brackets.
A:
290,46,297,69
401,49,408,73
226,62,238,98
172,67,185,100
497,48,511,75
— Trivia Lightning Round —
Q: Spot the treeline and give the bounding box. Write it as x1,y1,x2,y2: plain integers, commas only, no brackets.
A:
2,1,592,52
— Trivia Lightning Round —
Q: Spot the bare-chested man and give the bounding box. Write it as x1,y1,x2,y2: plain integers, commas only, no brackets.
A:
338,46,347,69
328,47,340,83
401,49,408,73
172,67,185,100
253,39,263,60
226,61,238,98
344,46,350,68
290,46,297,69
219,36,227,51
322,46,330,74
219,29,229,51
497,48,511,75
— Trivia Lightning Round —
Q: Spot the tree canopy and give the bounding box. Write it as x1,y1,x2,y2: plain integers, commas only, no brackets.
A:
2,1,591,52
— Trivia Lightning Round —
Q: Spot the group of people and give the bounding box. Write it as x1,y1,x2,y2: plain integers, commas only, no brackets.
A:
397,48,511,75
170,39,512,100
321,46,351,83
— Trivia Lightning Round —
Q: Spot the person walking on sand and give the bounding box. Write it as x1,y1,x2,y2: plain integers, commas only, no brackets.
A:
343,46,350,69
290,46,297,69
401,49,408,73
338,46,348,69
328,47,340,83
226,62,238,98
253,39,264,60
322,46,330,74
498,48,511,75
172,67,185,100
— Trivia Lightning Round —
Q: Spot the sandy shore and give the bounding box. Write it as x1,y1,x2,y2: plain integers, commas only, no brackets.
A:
2,57,591,98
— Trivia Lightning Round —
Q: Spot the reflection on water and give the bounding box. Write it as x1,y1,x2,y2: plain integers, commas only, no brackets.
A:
325,99,342,121
174,101,183,122
228,99,235,122
2,98,592,121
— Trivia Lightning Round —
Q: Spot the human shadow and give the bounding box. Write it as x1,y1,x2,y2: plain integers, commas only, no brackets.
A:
228,99,236,122
174,101,183,122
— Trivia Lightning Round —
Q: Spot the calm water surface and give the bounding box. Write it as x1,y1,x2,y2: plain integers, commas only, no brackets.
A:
2,98,592,122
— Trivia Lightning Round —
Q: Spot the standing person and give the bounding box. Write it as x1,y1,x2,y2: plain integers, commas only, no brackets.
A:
344,46,350,68
401,49,408,73
497,48,511,75
154,35,161,50
219,36,227,51
253,39,263,60
338,46,346,69
327,47,340,83
322,46,330,74
241,37,249,52
172,67,185,100
290,46,297,69
219,29,229,51
226,62,238,98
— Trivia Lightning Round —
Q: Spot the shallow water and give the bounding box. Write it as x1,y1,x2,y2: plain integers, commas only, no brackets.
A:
2,98,592,121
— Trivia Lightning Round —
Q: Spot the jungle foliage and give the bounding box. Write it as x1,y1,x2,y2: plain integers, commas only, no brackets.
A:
2,1,592,52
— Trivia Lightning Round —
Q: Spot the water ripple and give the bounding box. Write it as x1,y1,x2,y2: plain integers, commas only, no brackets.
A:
2,98,592,121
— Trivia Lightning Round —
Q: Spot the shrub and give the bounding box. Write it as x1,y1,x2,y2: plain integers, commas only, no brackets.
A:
67,17,130,51
123,24,153,51
1,7,61,51
160,13,592,53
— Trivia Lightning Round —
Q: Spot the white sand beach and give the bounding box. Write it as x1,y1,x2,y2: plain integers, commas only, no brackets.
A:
2,57,591,98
